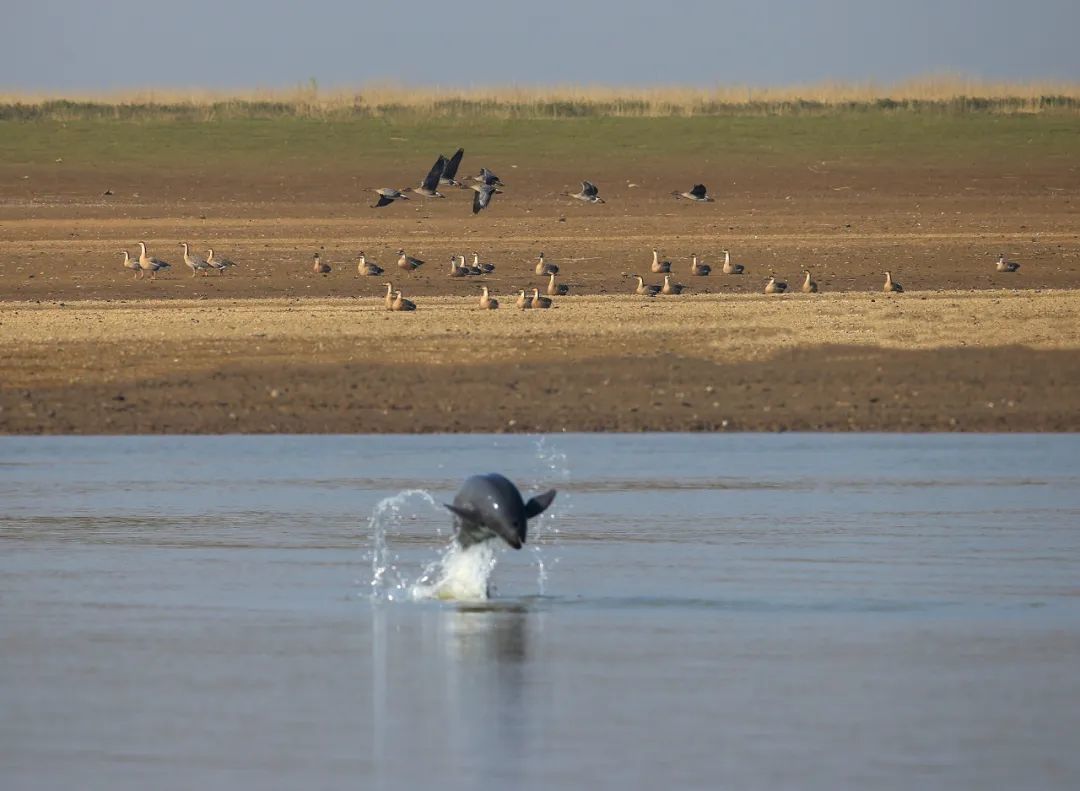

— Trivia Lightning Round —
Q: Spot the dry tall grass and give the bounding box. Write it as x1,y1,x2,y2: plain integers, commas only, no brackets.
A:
3,76,1079,120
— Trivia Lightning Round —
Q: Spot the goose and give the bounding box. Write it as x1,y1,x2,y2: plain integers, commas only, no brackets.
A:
397,249,424,271
479,286,499,310
673,184,713,202
570,180,604,203
801,270,819,293
357,252,383,276
689,254,711,276
547,272,569,296
721,250,744,274
411,155,446,198
121,250,141,279
180,242,211,277
471,252,495,274
207,248,236,274
472,167,503,187
516,289,531,309
448,255,469,278
458,254,482,276
883,271,903,293
650,249,672,273
137,242,171,279
439,148,465,187
764,276,787,294
470,183,501,214
661,274,685,295
535,252,558,276
633,274,661,296
391,290,417,311
312,253,331,274
995,254,1021,272
371,187,410,208
530,288,553,309
383,282,396,310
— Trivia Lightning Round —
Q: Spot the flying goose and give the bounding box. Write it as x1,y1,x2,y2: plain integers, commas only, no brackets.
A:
650,249,672,273
397,249,424,271
121,250,141,279
411,155,447,198
312,253,331,274
357,252,383,276
371,187,410,208
516,289,531,309
472,167,503,187
570,180,604,203
479,286,499,309
207,248,236,274
448,255,469,278
883,271,903,293
392,290,417,311
721,250,744,274
535,252,558,276
661,274,685,295
764,276,787,294
180,242,211,277
673,184,713,202
137,242,171,279
471,252,495,274
470,183,501,214
439,148,465,186
633,274,661,296
801,270,818,293
689,254,711,276
996,254,1021,272
530,288,553,309
547,272,569,296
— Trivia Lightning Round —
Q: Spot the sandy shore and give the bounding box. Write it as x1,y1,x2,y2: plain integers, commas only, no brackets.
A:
3,291,1078,433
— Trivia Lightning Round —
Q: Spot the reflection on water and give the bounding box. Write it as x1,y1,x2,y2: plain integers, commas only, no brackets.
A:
2,434,1080,790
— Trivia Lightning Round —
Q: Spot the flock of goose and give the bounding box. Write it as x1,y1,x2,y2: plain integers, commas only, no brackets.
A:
117,146,1025,307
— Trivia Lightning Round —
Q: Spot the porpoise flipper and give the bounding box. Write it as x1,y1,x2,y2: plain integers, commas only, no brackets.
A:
524,490,557,519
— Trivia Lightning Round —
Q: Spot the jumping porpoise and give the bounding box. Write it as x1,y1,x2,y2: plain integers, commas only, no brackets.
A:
445,474,557,550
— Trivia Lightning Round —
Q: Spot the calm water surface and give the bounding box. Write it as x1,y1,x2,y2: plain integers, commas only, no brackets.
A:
2,434,1079,790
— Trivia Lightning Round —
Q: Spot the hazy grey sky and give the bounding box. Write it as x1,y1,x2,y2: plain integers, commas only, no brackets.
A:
4,0,1079,91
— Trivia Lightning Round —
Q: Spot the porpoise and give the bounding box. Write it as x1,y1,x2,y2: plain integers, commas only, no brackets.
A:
445,474,557,550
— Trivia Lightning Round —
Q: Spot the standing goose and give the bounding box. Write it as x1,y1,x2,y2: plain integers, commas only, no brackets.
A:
312,253,331,274
470,183,501,214
661,274,685,295
411,155,447,198
471,252,495,274
448,255,469,278
547,272,569,296
721,250,744,274
180,242,211,277
479,286,499,310
439,148,465,187
673,184,714,202
472,167,503,187
207,248,236,274
460,254,483,276
397,249,424,272
535,252,558,276
383,282,396,310
764,276,788,294
391,290,417,311
516,289,531,310
801,270,819,293
689,254,711,276
570,180,604,203
357,252,383,276
371,187,410,208
996,254,1021,272
883,271,903,293
530,288,553,309
633,274,662,296
137,242,171,279
121,250,141,279
650,249,672,273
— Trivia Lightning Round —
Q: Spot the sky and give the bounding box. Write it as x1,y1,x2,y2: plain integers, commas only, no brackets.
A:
3,0,1079,91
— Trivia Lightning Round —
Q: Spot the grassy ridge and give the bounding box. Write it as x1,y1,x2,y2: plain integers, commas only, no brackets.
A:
2,115,1078,170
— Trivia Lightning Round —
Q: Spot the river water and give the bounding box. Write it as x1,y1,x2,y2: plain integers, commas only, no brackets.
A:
2,434,1079,790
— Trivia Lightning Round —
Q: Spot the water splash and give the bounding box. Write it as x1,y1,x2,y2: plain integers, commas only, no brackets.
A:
366,489,438,602
410,542,498,601
531,436,573,594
